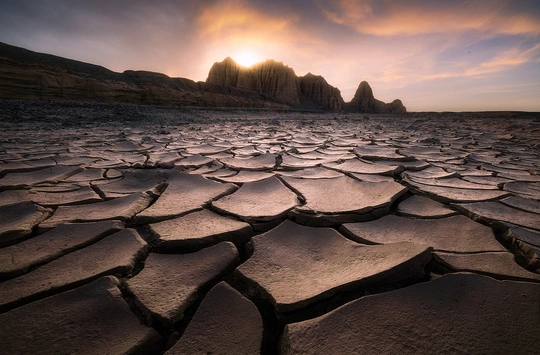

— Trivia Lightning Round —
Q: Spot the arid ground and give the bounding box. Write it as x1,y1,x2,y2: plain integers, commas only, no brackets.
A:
1,101,539,354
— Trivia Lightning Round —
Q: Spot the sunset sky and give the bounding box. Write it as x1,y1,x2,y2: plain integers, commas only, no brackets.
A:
1,0,539,111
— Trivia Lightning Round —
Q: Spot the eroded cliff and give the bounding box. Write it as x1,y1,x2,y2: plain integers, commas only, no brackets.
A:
0,42,406,112
345,81,406,114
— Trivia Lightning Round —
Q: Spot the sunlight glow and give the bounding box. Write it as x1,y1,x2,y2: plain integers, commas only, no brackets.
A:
234,50,262,67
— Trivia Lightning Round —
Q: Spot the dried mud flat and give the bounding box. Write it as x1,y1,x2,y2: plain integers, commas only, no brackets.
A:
1,101,540,354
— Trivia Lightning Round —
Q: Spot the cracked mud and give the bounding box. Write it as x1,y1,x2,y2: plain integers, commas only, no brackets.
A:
0,103,539,354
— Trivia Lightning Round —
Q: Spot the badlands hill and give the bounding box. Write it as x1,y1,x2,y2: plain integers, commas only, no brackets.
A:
0,42,405,113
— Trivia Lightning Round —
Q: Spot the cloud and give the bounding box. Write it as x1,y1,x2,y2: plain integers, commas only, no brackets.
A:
320,0,540,37
193,0,331,80
466,43,540,76
0,0,539,110
197,0,296,38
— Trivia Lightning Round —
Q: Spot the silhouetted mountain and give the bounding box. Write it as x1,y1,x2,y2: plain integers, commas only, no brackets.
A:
0,42,405,112
344,81,406,113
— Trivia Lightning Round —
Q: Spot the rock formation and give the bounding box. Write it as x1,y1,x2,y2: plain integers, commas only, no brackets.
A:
206,58,348,110
0,41,406,112
207,57,300,105
345,81,406,113
298,73,344,111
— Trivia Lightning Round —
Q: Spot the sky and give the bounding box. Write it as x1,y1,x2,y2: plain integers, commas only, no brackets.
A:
0,0,539,111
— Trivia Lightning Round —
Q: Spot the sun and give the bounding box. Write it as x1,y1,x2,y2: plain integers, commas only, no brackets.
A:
234,50,261,67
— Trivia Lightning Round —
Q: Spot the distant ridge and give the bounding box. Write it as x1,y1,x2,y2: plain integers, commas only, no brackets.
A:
0,42,405,112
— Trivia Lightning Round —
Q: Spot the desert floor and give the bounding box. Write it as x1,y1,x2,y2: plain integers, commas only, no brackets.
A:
0,101,539,354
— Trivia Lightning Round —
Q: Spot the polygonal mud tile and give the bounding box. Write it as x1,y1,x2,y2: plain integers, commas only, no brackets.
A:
454,201,540,231
150,209,252,252
0,220,123,280
51,155,99,166
281,273,540,355
325,159,400,176
457,167,496,177
26,186,102,206
231,146,264,157
340,215,506,253
236,220,432,313
125,242,239,327
107,140,150,152
405,175,499,190
387,159,431,172
220,153,277,170
0,276,161,355
349,173,396,183
105,168,123,179
286,148,319,157
0,190,29,207
213,170,276,184
0,201,52,247
428,162,467,173
188,162,223,175
397,146,443,160
94,169,166,198
0,157,57,175
167,282,263,355
185,144,230,156
433,251,540,282
282,176,407,226
148,151,184,168
499,171,540,182
500,196,540,215
353,145,411,161
0,165,84,189
280,155,324,169
135,173,236,223
175,154,214,168
460,175,513,187
397,195,458,218
212,176,298,223
504,181,540,199
317,148,355,160
202,168,238,179
65,168,106,182
0,229,148,312
32,182,84,192
506,225,540,249
88,158,130,170
39,191,153,230
481,163,534,176
402,175,509,203
290,135,325,145
276,167,344,179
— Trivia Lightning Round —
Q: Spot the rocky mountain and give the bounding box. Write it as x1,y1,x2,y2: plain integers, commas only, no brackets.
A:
207,58,347,110
0,42,288,109
345,81,406,114
0,42,405,112
298,73,344,111
207,57,300,106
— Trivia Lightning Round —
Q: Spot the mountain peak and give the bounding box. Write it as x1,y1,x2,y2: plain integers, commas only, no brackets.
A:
0,41,406,112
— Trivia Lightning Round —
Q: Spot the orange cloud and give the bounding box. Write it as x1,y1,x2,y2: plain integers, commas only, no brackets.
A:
466,44,540,76
194,0,328,81
197,0,296,39
321,0,372,26
321,0,540,37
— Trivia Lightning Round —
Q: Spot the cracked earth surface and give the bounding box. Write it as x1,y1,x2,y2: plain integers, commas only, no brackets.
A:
0,102,539,354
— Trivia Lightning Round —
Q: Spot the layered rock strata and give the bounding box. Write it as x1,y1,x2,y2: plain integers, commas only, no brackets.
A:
1,42,404,112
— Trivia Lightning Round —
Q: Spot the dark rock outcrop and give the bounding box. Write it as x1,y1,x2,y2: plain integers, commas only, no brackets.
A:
298,73,344,111
345,81,406,113
0,43,287,109
207,58,346,110
0,42,406,112
207,57,300,105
